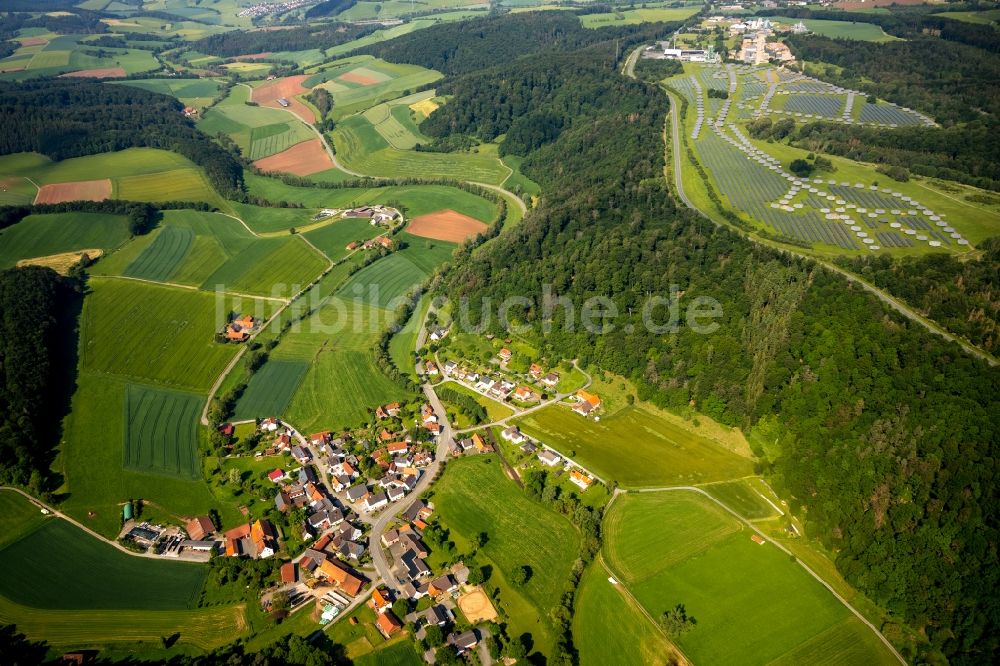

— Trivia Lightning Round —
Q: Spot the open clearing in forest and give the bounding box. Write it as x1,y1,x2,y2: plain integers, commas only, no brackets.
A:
34,178,111,204
603,492,899,665
253,138,333,176
123,383,202,479
406,208,488,243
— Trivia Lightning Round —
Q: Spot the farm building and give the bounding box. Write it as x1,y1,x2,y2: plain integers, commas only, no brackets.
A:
185,515,216,541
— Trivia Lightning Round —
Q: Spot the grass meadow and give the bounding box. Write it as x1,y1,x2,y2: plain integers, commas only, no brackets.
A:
0,175,37,205
0,490,50,551
337,252,433,309
124,383,202,479
228,202,320,235
0,212,130,268
96,210,327,295
244,174,498,221
573,563,671,666
79,278,250,391
431,455,581,656
303,217,382,260
765,16,899,41
579,7,701,28
58,373,245,537
514,405,753,487
0,594,246,653
603,492,899,665
0,519,207,609
232,359,310,421
702,478,783,521
305,57,442,119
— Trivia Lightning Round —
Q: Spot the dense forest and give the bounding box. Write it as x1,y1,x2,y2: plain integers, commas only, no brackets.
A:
191,22,375,57
0,267,80,495
411,26,1000,662
0,80,243,198
356,10,670,76
836,238,1000,354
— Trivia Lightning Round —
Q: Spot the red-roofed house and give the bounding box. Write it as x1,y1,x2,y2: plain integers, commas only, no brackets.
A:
268,469,285,483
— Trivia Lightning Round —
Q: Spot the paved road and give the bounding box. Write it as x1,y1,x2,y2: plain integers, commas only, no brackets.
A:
656,83,996,366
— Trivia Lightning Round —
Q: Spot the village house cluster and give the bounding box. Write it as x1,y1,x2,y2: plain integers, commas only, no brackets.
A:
308,204,401,253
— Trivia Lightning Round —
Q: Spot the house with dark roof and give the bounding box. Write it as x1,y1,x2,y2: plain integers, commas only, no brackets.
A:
345,485,369,503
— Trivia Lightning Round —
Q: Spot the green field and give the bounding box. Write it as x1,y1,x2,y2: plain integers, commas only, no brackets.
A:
432,455,581,655
97,210,327,296
79,278,253,391
115,167,220,204
0,519,207,610
306,56,443,119
439,380,515,422
702,478,783,521
0,34,160,79
124,225,195,281
229,202,321,235
232,359,310,421
765,16,900,42
603,492,898,665
580,7,700,28
302,217,382,260
0,490,49,551
0,593,246,653
114,78,223,109
197,85,305,153
362,92,434,150
245,175,499,222
333,114,510,184
248,121,315,160
124,383,202,479
0,212,130,268
933,9,1000,26
0,175,37,205
353,639,423,666
514,404,753,487
279,293,412,431
573,563,671,666
338,252,433,309
59,373,244,538
0,148,199,184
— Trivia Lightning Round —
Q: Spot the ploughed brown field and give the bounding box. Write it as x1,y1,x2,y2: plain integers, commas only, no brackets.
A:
251,75,315,123
406,209,488,244
339,71,380,86
253,139,333,176
18,37,48,47
59,67,127,79
34,179,112,204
